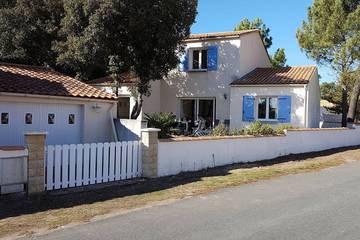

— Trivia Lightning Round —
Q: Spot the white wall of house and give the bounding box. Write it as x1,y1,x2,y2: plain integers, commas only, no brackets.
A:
230,85,307,129
157,127,360,177
306,70,321,128
238,32,272,76
0,95,116,146
160,31,271,122
156,32,271,121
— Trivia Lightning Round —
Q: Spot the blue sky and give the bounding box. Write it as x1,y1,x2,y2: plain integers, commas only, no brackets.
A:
191,0,335,83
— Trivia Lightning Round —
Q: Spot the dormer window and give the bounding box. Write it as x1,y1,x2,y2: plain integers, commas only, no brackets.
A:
192,49,208,70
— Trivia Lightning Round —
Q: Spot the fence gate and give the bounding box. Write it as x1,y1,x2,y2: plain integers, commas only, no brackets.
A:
45,141,141,190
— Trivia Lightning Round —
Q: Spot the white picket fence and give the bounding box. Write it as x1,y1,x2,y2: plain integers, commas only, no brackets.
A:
45,141,141,190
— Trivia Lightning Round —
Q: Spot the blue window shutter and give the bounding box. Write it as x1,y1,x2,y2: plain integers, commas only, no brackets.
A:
242,96,255,122
179,50,189,72
278,96,292,123
207,46,218,71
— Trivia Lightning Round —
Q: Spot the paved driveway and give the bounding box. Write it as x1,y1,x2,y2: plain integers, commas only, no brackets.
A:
32,160,360,240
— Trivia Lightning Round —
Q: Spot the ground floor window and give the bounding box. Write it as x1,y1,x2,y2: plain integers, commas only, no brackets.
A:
180,98,215,127
257,97,278,120
117,97,130,119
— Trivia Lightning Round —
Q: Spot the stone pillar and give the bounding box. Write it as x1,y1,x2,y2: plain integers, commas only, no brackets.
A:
141,128,160,178
24,132,47,195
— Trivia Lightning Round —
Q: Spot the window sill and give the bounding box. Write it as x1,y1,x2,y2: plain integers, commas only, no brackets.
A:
257,119,279,123
188,69,208,72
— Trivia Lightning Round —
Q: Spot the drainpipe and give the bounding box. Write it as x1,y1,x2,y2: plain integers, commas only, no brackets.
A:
304,84,309,128
109,102,119,142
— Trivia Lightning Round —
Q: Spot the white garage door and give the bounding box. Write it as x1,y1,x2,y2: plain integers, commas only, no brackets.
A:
0,101,83,146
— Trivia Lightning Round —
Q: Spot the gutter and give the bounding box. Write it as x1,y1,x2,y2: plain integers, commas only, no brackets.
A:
230,84,308,87
304,84,309,128
0,92,117,103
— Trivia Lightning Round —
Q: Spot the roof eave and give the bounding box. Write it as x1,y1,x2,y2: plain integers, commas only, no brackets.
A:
184,30,260,43
230,83,309,87
0,92,118,102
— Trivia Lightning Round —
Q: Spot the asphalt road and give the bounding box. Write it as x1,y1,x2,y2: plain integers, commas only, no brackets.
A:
31,160,360,240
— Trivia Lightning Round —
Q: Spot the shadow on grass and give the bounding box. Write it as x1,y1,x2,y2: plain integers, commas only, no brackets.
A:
1,145,359,220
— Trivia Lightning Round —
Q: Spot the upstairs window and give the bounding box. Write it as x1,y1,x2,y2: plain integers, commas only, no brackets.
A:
180,46,217,72
192,49,208,70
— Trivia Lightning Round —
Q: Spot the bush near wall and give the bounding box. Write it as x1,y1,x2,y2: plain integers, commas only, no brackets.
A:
211,121,293,137
145,112,177,139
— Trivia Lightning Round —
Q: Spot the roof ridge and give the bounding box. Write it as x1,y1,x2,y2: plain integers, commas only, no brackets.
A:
186,29,259,40
256,66,317,69
0,62,51,70
189,29,259,36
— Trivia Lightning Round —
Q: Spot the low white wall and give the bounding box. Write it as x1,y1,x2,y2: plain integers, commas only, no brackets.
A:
117,119,147,141
157,127,360,177
0,148,28,194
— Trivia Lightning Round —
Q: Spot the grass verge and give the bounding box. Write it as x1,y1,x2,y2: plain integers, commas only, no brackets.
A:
1,147,360,239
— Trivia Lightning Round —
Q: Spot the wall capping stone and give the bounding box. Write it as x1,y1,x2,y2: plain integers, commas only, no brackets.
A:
141,128,161,132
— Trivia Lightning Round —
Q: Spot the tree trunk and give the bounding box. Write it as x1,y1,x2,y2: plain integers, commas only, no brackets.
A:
347,78,360,123
341,87,348,127
130,95,143,119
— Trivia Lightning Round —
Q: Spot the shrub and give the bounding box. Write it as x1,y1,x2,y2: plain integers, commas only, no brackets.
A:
145,112,177,138
212,123,229,136
245,120,275,136
229,128,243,136
275,124,293,135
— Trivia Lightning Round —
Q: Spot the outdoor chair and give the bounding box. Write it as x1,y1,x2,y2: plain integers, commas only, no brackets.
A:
193,119,212,136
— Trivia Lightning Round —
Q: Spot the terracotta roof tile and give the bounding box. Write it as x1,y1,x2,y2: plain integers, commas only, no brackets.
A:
231,66,317,86
185,29,259,42
87,72,138,85
0,63,116,100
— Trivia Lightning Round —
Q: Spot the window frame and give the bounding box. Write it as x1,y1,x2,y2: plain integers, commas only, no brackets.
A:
1,112,9,125
48,113,55,124
190,48,208,71
256,96,279,121
179,97,216,125
68,114,75,125
25,113,33,125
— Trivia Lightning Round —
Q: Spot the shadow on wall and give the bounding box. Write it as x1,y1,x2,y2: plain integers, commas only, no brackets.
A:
114,119,140,141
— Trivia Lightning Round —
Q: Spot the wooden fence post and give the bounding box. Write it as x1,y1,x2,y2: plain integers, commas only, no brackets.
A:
24,132,47,195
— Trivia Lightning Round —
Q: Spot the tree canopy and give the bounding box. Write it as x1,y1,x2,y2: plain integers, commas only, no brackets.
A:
0,0,197,119
55,0,197,118
0,0,63,67
270,48,287,68
297,0,360,125
320,82,343,113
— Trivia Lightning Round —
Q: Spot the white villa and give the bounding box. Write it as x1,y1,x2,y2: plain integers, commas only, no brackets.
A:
90,29,320,129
